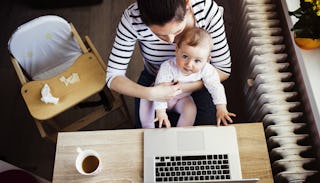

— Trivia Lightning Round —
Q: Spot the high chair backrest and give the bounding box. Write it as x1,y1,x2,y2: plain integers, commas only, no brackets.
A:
8,15,82,80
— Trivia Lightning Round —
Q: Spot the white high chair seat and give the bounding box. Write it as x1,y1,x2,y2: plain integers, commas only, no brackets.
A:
8,15,82,80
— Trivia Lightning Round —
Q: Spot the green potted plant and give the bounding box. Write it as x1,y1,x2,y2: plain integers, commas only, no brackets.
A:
289,0,320,49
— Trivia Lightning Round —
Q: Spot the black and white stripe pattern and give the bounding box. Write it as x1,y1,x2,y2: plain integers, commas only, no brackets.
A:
106,0,231,87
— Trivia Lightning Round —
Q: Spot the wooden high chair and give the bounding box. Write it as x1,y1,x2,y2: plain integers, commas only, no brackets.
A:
8,15,131,142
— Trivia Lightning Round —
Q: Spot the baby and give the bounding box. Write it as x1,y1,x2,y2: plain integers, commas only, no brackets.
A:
140,27,235,128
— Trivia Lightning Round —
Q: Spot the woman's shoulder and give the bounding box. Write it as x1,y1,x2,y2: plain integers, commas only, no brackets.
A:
122,3,159,40
124,2,138,15
123,2,141,22
190,0,218,11
122,2,147,27
191,0,219,26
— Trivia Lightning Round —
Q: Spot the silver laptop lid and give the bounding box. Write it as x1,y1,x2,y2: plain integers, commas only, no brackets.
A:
143,126,244,182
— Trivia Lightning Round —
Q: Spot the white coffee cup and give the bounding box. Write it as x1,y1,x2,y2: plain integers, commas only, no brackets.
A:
75,147,102,175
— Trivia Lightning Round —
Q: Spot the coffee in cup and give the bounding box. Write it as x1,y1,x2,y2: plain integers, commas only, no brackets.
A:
76,147,102,175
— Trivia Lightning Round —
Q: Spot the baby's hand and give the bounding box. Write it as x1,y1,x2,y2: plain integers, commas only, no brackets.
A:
154,109,171,128
216,104,236,126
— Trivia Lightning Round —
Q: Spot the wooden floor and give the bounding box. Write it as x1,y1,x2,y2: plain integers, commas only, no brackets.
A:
0,0,244,181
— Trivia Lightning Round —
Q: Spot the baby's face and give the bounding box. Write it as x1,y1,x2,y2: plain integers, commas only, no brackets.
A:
175,43,209,75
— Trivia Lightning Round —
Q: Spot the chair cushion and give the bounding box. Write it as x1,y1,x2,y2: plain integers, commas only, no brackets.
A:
8,15,82,80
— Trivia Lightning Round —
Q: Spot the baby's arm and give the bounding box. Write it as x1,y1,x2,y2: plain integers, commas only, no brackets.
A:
216,104,236,126
202,63,236,126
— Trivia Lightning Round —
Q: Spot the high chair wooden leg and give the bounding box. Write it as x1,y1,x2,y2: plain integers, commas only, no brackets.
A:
34,119,58,143
34,119,48,139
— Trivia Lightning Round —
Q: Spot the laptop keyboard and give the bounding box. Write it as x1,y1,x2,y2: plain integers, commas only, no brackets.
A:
154,154,231,182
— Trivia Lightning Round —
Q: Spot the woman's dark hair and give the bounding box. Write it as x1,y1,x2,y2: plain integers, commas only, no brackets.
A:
137,0,187,26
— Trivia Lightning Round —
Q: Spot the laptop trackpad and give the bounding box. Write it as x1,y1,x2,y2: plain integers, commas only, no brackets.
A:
177,131,204,151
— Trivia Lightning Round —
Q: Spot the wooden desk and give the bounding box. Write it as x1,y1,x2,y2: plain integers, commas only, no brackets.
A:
52,123,273,183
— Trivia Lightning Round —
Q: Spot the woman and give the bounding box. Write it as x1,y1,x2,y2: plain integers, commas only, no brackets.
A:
106,0,231,128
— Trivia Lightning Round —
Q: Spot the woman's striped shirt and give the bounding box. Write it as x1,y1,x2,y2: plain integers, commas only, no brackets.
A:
106,0,231,88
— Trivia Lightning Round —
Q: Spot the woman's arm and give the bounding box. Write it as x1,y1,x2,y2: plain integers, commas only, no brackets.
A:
180,67,229,93
216,68,230,82
110,75,182,102
180,80,203,93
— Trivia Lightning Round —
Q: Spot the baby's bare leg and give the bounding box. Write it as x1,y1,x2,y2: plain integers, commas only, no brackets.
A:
174,96,197,127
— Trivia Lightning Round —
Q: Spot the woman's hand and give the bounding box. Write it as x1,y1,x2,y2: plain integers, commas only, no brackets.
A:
110,76,182,101
154,109,171,128
216,104,236,126
149,81,182,102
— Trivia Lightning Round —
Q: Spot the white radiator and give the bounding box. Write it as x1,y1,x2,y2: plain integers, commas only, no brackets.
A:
231,0,319,182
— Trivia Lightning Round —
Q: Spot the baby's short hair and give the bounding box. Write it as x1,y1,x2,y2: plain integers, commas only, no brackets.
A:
176,27,213,53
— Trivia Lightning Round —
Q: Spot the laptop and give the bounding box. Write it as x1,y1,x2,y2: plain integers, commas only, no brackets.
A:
143,126,259,183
